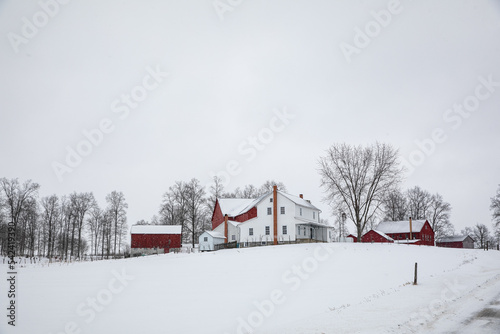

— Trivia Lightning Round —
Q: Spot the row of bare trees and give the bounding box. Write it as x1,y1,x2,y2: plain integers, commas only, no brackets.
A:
0,178,128,259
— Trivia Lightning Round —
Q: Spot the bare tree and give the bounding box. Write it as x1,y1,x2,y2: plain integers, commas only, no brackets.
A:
105,191,128,256
87,204,103,257
473,223,490,249
381,189,408,221
41,195,59,258
69,192,95,258
0,178,39,227
184,179,207,247
208,176,225,213
319,143,403,240
20,198,39,257
159,191,179,225
406,186,432,220
491,185,500,227
428,193,453,239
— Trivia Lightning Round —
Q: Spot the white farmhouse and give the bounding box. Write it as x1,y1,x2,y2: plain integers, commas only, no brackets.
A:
201,185,332,250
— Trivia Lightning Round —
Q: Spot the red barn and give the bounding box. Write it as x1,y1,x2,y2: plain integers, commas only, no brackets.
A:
375,219,434,246
361,230,394,243
130,225,182,255
436,235,474,249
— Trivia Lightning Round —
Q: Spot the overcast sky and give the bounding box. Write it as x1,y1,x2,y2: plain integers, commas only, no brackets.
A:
1,0,499,234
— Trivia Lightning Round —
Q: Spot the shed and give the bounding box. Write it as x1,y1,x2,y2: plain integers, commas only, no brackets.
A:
346,234,358,243
199,231,226,251
436,235,474,249
130,225,182,255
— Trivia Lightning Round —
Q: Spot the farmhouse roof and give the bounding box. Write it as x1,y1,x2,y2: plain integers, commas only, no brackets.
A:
218,190,321,217
218,195,265,217
376,220,428,234
130,225,182,234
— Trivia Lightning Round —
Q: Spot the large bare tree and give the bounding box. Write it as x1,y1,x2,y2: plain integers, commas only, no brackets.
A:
319,143,403,239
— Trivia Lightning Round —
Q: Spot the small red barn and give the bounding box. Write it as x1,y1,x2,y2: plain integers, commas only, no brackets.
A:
375,219,434,246
436,235,474,249
130,225,182,255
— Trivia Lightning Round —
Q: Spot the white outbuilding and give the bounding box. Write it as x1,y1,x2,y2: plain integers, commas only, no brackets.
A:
198,231,226,251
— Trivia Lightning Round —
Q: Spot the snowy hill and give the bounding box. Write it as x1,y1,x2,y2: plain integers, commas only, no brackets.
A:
2,243,500,334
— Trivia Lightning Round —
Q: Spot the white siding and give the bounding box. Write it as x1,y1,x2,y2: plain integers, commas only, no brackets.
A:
198,232,225,251
295,205,320,223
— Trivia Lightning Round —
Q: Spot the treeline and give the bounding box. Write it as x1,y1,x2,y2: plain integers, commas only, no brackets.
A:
0,178,128,259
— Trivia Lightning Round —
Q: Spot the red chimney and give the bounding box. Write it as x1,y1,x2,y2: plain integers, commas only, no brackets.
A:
299,194,303,199
409,216,413,240
273,185,278,245
224,214,228,242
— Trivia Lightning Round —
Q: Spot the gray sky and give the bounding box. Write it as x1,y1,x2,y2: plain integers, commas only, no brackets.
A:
1,0,499,234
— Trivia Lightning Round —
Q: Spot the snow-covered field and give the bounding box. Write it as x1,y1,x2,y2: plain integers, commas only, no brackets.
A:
2,243,500,334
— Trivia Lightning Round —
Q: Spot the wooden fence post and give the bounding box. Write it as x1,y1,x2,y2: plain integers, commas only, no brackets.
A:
413,262,418,285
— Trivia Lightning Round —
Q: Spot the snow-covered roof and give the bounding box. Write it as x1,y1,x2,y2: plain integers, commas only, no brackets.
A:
218,195,266,217
217,191,321,217
130,225,182,234
394,239,421,244
280,193,321,211
371,230,394,241
376,220,428,234
437,235,473,243
205,231,226,239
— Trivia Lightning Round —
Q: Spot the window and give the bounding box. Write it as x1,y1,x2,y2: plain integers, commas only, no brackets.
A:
313,212,316,219
267,207,272,215
204,237,208,242
232,235,236,241
300,208,303,216
249,228,254,236
265,226,270,235
283,226,287,235
280,207,285,214
270,198,273,202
